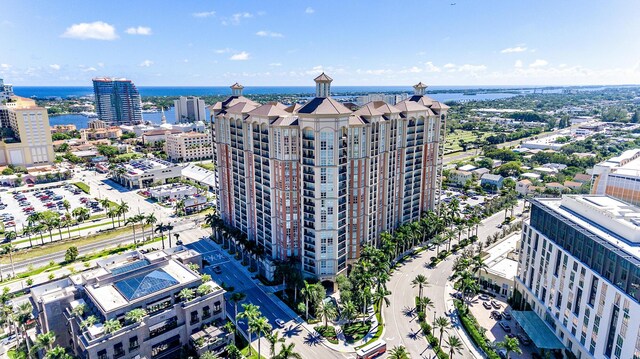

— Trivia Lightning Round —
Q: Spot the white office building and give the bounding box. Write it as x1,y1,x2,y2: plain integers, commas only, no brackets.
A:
174,96,207,123
516,195,640,359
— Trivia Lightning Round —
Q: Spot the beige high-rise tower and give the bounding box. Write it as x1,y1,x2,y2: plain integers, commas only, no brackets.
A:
211,75,448,280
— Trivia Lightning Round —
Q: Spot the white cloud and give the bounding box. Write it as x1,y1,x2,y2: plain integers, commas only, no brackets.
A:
215,48,231,54
501,46,527,53
125,26,152,35
139,60,154,67
223,12,253,25
529,59,549,68
49,64,61,70
514,60,523,68
97,62,105,67
443,63,456,69
269,63,282,67
61,21,118,40
424,62,441,73
193,11,216,18
256,30,283,38
0,64,10,69
82,67,97,72
305,7,315,14
442,63,487,73
230,52,250,61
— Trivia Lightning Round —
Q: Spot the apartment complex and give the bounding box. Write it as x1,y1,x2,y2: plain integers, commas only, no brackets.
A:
591,148,640,206
31,247,229,359
93,77,143,125
112,158,183,189
174,96,207,123
211,75,447,280
0,96,55,166
0,78,13,101
165,131,213,162
516,195,640,359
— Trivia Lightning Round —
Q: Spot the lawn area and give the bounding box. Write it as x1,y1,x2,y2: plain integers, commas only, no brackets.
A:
73,181,90,194
343,320,371,343
196,162,215,171
444,130,491,154
315,325,338,344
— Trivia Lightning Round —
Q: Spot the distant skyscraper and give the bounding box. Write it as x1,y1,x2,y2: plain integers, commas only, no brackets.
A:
0,78,14,102
211,75,448,280
92,77,143,125
174,96,206,123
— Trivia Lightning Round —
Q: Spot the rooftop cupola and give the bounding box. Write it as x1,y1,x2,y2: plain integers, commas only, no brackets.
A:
413,82,427,96
314,72,333,98
231,82,244,96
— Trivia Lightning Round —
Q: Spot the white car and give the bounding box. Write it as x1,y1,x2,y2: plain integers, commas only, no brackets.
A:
275,319,285,328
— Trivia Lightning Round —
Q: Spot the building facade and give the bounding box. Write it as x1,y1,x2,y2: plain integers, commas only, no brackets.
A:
211,75,447,280
93,77,143,125
174,96,207,123
112,158,183,189
0,96,55,166
165,131,213,162
31,248,229,359
591,149,640,206
516,195,640,359
0,78,13,101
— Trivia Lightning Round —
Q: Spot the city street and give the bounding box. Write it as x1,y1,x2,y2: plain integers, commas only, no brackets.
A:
383,200,525,358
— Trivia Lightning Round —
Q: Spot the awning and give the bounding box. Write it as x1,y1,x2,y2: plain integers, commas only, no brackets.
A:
511,311,564,350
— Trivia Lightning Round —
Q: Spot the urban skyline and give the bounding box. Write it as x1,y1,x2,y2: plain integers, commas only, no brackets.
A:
1,1,640,86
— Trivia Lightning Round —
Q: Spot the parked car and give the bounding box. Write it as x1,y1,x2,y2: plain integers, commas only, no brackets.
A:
479,294,490,301
499,322,511,333
517,334,531,346
502,311,512,320
212,266,222,274
490,311,502,320
275,318,285,328
491,300,502,309
482,301,492,310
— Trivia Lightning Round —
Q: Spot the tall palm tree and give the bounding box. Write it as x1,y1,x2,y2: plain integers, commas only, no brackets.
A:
419,297,434,316
173,232,180,247
166,223,174,247
229,292,246,336
373,287,391,308
434,316,451,348
445,335,464,358
62,200,71,214
340,300,357,325
144,213,157,242
34,331,56,351
497,336,522,359
125,217,139,246
72,207,89,230
44,345,73,359
275,342,303,359
154,223,167,249
411,274,429,303
23,224,33,248
117,200,130,225
300,280,313,320
237,303,261,356
2,243,16,278
250,316,271,359
388,345,410,359
99,198,111,215
107,208,119,229
315,301,337,328
267,331,285,358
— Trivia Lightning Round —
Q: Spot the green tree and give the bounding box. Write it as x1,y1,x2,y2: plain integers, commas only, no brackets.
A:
237,303,261,356
44,346,73,359
34,331,56,352
124,308,147,324
411,274,429,303
250,316,271,359
225,343,243,359
434,316,451,348
497,336,522,359
103,319,122,334
178,288,195,302
388,345,410,359
229,292,246,337
445,335,464,358
315,301,337,328
274,342,303,359
267,331,285,358
64,246,79,262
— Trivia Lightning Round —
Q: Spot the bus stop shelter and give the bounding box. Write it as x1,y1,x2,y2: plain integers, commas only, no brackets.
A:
512,311,565,350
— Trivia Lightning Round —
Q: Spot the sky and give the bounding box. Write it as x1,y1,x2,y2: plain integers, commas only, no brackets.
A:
1,0,640,87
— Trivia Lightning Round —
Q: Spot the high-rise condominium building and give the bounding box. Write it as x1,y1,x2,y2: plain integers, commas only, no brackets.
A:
516,195,640,359
211,74,448,280
93,77,143,125
0,96,54,166
591,148,640,206
0,78,14,101
174,96,207,123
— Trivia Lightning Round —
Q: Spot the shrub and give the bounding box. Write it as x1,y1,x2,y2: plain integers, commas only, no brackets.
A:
73,182,90,194
419,321,431,336
417,311,426,323
455,300,500,359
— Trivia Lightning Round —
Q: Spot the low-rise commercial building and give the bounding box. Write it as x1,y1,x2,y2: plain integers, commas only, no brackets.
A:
181,164,216,192
480,173,504,190
148,183,199,201
591,148,640,206
479,233,520,299
516,195,640,359
81,126,123,141
112,158,183,189
165,131,213,162
448,169,473,187
31,247,230,359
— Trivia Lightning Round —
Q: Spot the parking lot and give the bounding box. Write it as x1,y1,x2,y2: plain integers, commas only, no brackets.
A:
0,183,101,234
467,294,538,358
186,239,295,333
440,190,497,213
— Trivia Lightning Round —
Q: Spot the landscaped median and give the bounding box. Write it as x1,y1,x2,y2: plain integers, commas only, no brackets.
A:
73,181,91,194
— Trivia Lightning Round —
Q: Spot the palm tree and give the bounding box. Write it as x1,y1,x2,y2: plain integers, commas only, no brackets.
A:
178,288,195,302
23,224,33,248
44,346,73,359
315,301,337,328
411,274,429,302
125,217,139,246
99,198,111,215
373,287,391,308
222,321,236,344
144,213,157,241
166,223,175,247
434,316,451,348
173,232,180,246
107,208,119,229
40,211,59,243
197,284,213,296
175,199,186,216
237,303,261,356
199,351,219,359
419,297,434,315
34,331,56,351
250,316,271,359
388,345,410,359
2,243,16,278
229,292,246,334
124,308,147,324
497,336,522,359
117,200,130,226
155,223,167,249
445,335,464,358
340,300,357,325
81,315,98,329
62,200,71,213
301,280,313,320
72,207,89,229
225,343,243,359
267,331,285,358
275,342,303,359
103,319,122,334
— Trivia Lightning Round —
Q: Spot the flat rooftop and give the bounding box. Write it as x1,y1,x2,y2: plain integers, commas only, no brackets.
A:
484,233,520,280
536,195,640,259
86,259,199,312
118,158,177,175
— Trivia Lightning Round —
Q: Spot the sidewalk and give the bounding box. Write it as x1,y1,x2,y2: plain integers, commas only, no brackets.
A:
444,282,485,359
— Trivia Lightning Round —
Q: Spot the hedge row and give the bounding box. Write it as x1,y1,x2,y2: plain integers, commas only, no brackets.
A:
454,300,500,359
416,297,449,359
